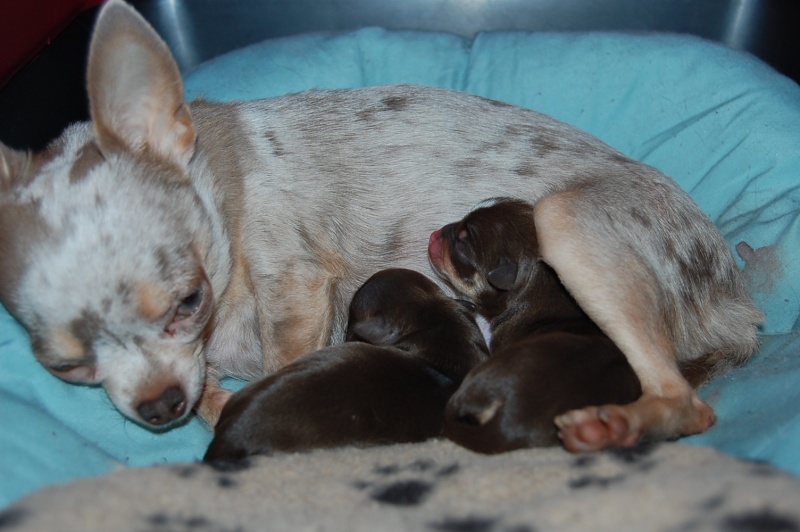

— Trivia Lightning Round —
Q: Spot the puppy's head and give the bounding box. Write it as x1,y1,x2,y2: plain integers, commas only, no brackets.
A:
0,0,214,428
346,268,488,379
428,198,539,316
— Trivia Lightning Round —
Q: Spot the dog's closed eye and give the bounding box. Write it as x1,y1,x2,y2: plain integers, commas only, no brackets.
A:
164,279,211,337
176,288,204,320
47,362,97,383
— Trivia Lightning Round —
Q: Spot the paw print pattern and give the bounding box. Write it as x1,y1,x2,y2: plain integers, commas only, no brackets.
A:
353,459,459,507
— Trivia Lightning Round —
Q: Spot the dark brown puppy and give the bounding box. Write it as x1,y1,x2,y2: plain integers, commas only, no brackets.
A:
428,198,642,453
203,268,488,465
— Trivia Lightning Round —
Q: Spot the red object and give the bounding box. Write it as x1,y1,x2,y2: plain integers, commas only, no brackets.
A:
0,0,104,87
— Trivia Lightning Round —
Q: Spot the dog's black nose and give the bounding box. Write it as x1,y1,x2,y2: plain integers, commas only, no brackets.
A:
138,386,187,426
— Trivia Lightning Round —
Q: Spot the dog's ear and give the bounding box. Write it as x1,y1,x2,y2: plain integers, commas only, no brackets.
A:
0,143,30,193
87,0,196,168
349,317,403,346
487,257,518,291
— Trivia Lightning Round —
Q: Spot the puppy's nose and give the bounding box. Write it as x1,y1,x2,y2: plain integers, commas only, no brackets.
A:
137,386,187,426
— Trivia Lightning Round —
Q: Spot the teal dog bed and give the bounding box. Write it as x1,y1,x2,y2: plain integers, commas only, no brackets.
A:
1,27,798,508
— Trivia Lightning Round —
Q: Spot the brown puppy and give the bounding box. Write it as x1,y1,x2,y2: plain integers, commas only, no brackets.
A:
203,268,488,465
430,199,693,452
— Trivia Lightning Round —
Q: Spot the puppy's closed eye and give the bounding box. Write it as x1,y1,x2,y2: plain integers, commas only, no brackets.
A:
455,299,477,313
486,258,518,291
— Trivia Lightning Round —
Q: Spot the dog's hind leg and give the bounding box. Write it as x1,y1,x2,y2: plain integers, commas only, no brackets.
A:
533,191,716,451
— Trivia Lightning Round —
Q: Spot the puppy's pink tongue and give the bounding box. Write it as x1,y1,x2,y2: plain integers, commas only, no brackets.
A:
428,229,443,264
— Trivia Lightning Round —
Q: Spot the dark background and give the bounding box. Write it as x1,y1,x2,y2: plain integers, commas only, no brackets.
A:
1,0,798,151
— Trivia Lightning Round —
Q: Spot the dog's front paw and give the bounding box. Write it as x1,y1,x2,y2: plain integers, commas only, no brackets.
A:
555,406,642,453
196,382,233,428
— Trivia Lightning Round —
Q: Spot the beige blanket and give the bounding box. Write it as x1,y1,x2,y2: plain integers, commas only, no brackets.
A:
4,440,800,531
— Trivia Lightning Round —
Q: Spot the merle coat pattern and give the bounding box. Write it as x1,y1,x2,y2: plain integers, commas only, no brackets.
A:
0,0,761,449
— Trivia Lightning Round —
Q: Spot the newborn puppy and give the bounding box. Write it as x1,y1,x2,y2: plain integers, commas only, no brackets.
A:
203,268,488,465
429,198,641,453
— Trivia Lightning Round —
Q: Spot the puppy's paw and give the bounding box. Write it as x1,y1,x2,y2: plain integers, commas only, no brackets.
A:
555,406,642,453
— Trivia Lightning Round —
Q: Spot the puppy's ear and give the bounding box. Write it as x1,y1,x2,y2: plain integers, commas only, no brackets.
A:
87,0,196,168
487,257,518,291
349,317,403,346
0,143,30,192
454,398,503,426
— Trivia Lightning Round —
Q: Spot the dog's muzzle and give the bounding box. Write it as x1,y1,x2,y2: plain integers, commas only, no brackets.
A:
137,385,188,426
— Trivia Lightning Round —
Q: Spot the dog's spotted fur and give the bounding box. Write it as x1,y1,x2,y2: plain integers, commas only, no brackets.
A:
0,0,761,443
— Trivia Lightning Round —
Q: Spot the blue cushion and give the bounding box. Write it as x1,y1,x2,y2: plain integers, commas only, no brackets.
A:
686,332,800,465
2,28,799,508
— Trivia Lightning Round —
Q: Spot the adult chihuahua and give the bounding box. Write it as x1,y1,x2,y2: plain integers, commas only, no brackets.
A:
0,0,760,449
204,268,488,464
432,199,642,452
